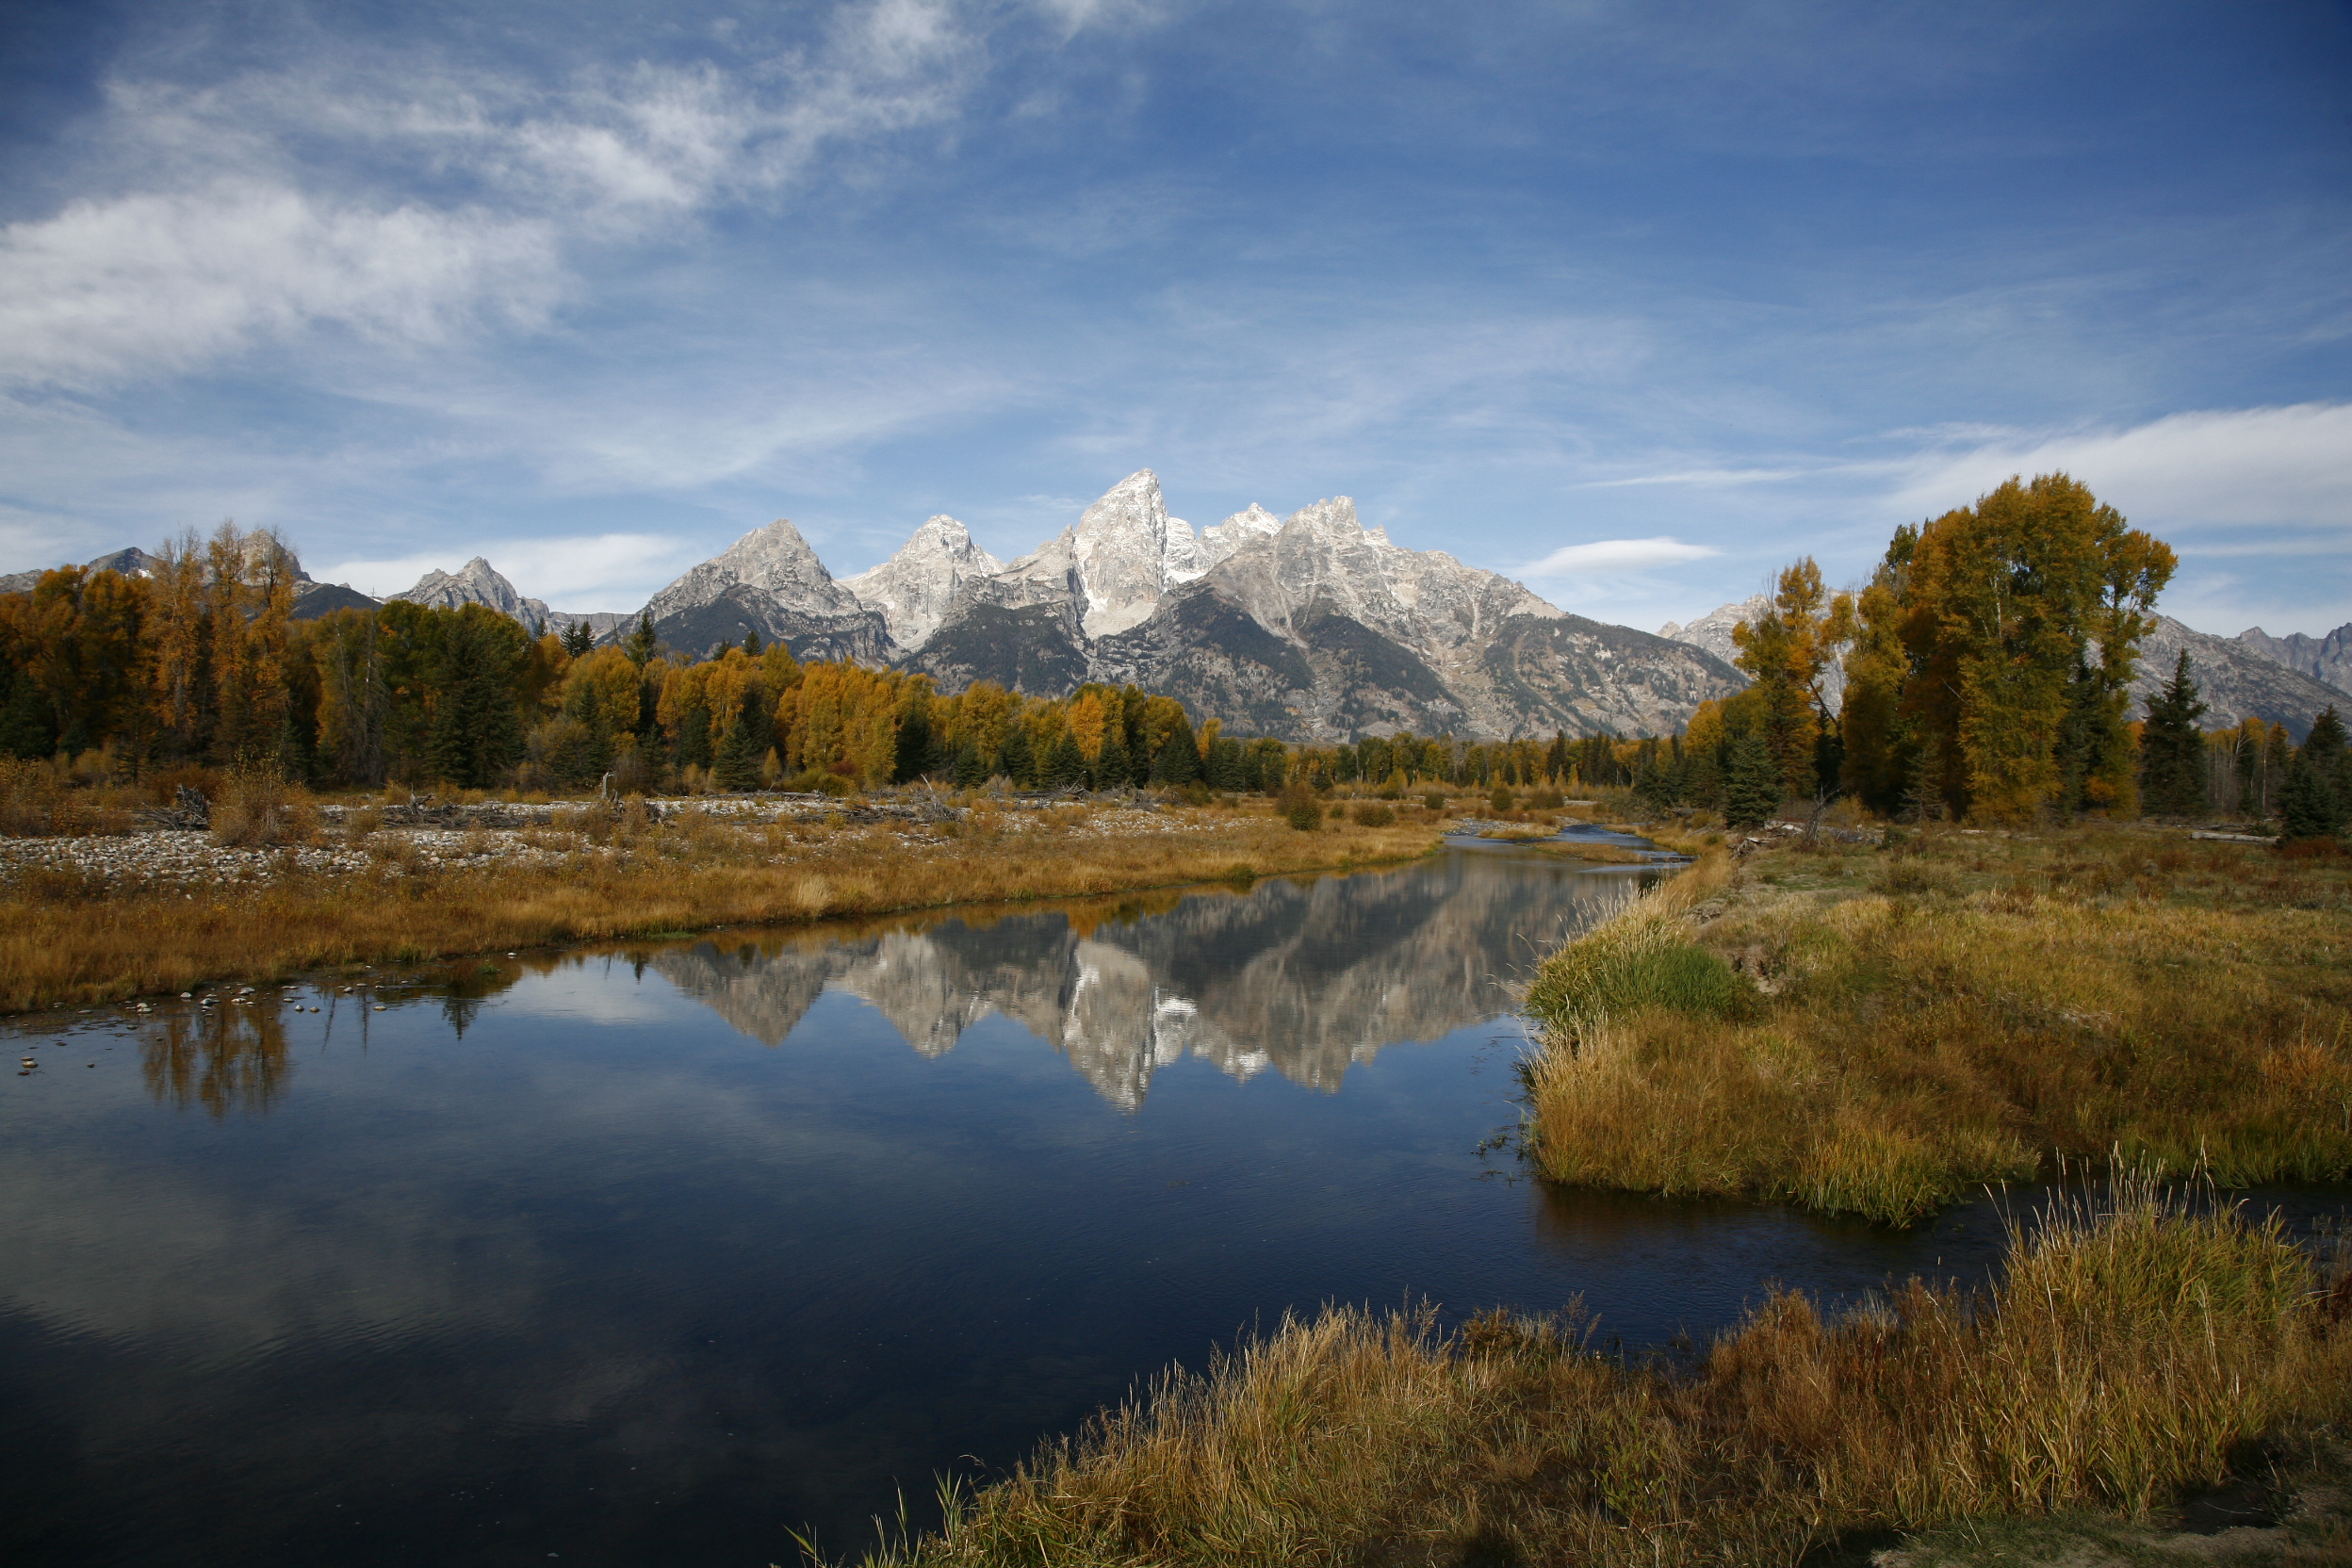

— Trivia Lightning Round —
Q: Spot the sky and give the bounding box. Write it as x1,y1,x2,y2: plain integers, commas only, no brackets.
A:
1,0,2348,636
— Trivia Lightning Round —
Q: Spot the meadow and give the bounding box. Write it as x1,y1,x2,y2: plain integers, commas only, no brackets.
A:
1526,824,2352,1224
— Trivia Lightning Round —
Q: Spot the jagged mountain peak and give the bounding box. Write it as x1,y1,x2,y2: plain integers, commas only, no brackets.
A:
1070,468,1184,637
841,514,1005,651
394,557,530,620
649,518,862,623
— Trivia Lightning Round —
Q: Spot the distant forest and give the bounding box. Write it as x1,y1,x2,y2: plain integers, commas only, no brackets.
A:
0,478,2344,833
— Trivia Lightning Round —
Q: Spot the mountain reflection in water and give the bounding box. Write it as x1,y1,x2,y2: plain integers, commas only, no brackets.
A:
654,851,1642,1108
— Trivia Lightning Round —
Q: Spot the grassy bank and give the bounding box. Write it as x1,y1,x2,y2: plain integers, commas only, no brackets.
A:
840,1182,2349,1567
1525,824,2352,1224
0,797,1442,1012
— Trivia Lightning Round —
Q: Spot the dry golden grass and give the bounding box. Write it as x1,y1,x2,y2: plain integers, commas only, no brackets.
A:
1525,825,2352,1223
848,1180,2352,1568
0,800,1440,1011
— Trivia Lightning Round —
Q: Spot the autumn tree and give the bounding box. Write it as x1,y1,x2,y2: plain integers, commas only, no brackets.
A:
1891,474,2173,822
1731,557,1852,801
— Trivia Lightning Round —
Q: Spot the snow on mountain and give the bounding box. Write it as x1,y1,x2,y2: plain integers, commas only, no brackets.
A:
839,515,1003,651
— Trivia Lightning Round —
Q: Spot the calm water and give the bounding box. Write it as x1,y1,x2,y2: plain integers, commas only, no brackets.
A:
0,847,2217,1565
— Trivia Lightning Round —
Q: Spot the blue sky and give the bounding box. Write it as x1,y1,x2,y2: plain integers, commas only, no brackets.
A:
2,0,2348,635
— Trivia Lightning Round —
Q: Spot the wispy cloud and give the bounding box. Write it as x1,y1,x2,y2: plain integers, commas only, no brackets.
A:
317,532,699,608
1883,402,2352,530
1520,536,1720,577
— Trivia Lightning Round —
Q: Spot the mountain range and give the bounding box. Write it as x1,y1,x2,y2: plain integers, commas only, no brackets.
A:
8,468,2347,743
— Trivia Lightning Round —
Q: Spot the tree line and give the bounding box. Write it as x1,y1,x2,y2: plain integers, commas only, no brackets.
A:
4,498,2344,834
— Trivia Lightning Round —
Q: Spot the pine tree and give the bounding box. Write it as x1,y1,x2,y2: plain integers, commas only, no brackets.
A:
2278,751,2344,841
998,725,1035,787
2137,650,2209,818
1096,730,1131,791
893,691,935,783
2305,706,2348,795
561,621,593,657
1724,732,1778,828
623,612,658,668
1044,730,1086,788
713,686,771,792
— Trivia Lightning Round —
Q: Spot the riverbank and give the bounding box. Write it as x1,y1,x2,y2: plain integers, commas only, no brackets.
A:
0,793,1446,1012
1525,821,2352,1225
844,1181,2350,1567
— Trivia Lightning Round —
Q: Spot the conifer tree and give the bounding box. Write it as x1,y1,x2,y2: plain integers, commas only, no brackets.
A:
623,612,658,667
561,621,593,657
2278,751,2344,841
2137,650,2209,818
1044,730,1086,788
1724,732,1778,827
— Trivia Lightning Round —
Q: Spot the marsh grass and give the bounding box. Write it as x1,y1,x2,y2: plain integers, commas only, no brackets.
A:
0,803,1440,1010
1525,825,2352,1223
845,1179,2351,1568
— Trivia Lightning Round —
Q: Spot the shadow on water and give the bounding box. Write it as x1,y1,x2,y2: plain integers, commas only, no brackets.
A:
0,844,2341,1567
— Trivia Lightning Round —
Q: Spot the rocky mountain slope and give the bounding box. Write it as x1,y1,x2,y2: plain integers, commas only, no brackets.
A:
2238,622,2352,699
837,515,1002,649
642,517,891,662
877,474,1745,741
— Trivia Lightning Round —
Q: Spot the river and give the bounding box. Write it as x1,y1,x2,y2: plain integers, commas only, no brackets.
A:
0,843,2080,1565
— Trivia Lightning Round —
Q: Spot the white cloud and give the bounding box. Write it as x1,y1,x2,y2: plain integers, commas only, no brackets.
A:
318,532,698,608
0,0,1002,390
1884,402,2352,531
1520,535,1720,576
0,183,559,386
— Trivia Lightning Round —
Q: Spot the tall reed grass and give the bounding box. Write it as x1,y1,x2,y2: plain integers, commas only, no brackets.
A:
847,1179,2349,1567
1525,826,2352,1222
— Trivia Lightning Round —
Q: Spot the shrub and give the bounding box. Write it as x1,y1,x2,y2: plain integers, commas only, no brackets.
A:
1350,802,1396,827
0,758,65,837
1489,784,1515,813
1423,792,1448,812
1276,782,1322,831
211,765,318,847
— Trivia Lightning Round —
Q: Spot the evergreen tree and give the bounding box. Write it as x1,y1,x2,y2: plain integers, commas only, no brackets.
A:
1096,729,1131,791
2137,650,2210,818
893,691,935,783
713,685,771,792
2305,706,2348,796
1149,709,1201,785
998,725,1035,787
1724,732,1778,828
1044,730,1087,788
951,741,987,788
2278,750,2344,841
424,609,527,788
623,611,658,667
561,621,593,657
742,629,762,657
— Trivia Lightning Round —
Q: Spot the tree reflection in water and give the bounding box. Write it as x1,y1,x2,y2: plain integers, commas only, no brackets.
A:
141,1004,293,1117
